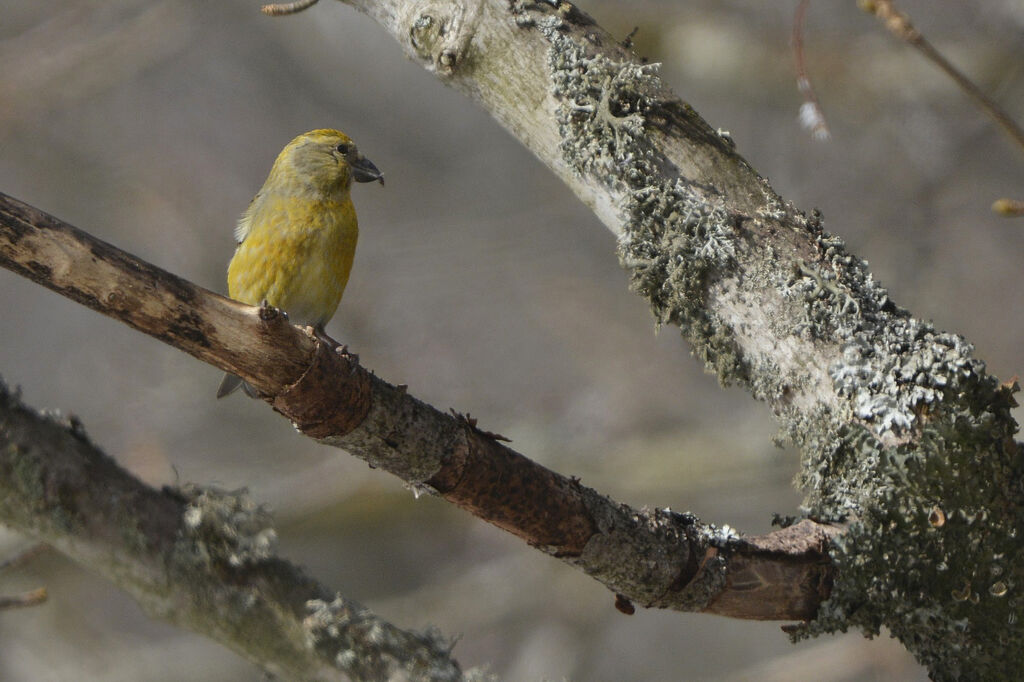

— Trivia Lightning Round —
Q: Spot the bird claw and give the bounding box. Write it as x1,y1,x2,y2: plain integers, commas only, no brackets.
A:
309,326,360,365
257,299,286,323
309,324,339,348
337,344,360,366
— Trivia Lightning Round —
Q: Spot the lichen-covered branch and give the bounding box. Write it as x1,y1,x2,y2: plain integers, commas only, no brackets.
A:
0,382,465,682
312,0,1024,677
0,190,837,621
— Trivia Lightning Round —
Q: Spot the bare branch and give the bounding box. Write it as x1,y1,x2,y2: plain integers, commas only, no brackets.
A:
0,587,48,611
262,0,320,17
0,382,464,682
0,191,838,622
859,0,1024,154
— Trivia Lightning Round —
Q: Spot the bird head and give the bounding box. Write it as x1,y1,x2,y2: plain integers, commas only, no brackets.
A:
266,129,383,198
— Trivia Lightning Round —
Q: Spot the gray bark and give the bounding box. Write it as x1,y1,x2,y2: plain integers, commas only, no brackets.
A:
0,382,466,682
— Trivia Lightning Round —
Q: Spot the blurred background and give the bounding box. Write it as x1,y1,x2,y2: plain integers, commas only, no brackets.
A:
1,0,1022,679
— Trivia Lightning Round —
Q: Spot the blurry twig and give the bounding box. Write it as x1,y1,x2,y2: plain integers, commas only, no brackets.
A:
859,0,1024,154
0,544,48,612
0,587,47,611
992,198,1024,217
262,0,320,16
792,0,831,141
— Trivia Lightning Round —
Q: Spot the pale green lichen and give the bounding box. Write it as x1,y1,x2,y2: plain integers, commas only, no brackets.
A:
780,232,1023,679
538,14,745,383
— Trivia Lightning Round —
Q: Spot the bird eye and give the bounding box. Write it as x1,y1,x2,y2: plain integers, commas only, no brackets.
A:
335,143,351,154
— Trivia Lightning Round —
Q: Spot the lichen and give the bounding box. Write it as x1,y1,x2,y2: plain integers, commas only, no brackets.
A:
783,236,1024,679
539,15,746,383
522,5,1024,676
177,484,277,568
305,595,468,681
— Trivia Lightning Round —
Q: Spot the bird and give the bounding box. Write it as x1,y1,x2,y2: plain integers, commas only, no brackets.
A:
217,129,383,398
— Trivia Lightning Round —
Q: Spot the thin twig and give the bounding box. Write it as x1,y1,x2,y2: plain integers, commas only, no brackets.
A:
859,0,1024,154
0,545,48,611
792,0,831,141
261,0,319,17
992,198,1024,217
0,587,47,610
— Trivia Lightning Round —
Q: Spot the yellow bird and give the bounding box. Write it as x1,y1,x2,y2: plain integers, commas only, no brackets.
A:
217,129,383,398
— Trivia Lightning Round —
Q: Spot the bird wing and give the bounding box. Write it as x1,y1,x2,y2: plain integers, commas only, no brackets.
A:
233,192,264,244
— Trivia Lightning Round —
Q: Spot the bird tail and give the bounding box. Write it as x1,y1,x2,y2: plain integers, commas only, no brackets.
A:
217,373,262,399
217,373,244,399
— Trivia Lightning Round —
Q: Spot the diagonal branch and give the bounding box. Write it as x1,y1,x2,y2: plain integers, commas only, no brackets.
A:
0,380,464,682
859,0,1024,155
0,190,838,621
0,587,48,610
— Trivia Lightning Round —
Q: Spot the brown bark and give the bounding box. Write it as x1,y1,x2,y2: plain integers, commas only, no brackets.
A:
0,189,837,621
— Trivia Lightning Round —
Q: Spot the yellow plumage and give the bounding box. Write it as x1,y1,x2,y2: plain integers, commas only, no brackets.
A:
218,129,382,398
228,194,357,328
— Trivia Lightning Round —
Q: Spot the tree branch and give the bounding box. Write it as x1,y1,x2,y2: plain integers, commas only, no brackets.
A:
0,587,47,611
0,190,836,621
859,0,1024,155
306,0,1019,677
0,381,465,682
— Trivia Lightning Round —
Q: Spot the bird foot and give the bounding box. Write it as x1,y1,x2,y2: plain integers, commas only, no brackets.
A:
257,299,287,323
310,324,339,349
309,326,359,365
337,344,360,365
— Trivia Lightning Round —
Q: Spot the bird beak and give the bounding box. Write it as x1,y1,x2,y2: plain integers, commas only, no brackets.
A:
349,154,384,185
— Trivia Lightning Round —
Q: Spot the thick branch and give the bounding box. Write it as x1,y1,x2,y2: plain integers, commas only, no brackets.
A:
0,191,836,621
0,381,463,682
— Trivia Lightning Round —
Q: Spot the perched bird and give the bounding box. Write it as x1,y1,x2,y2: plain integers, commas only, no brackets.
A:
217,129,383,398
